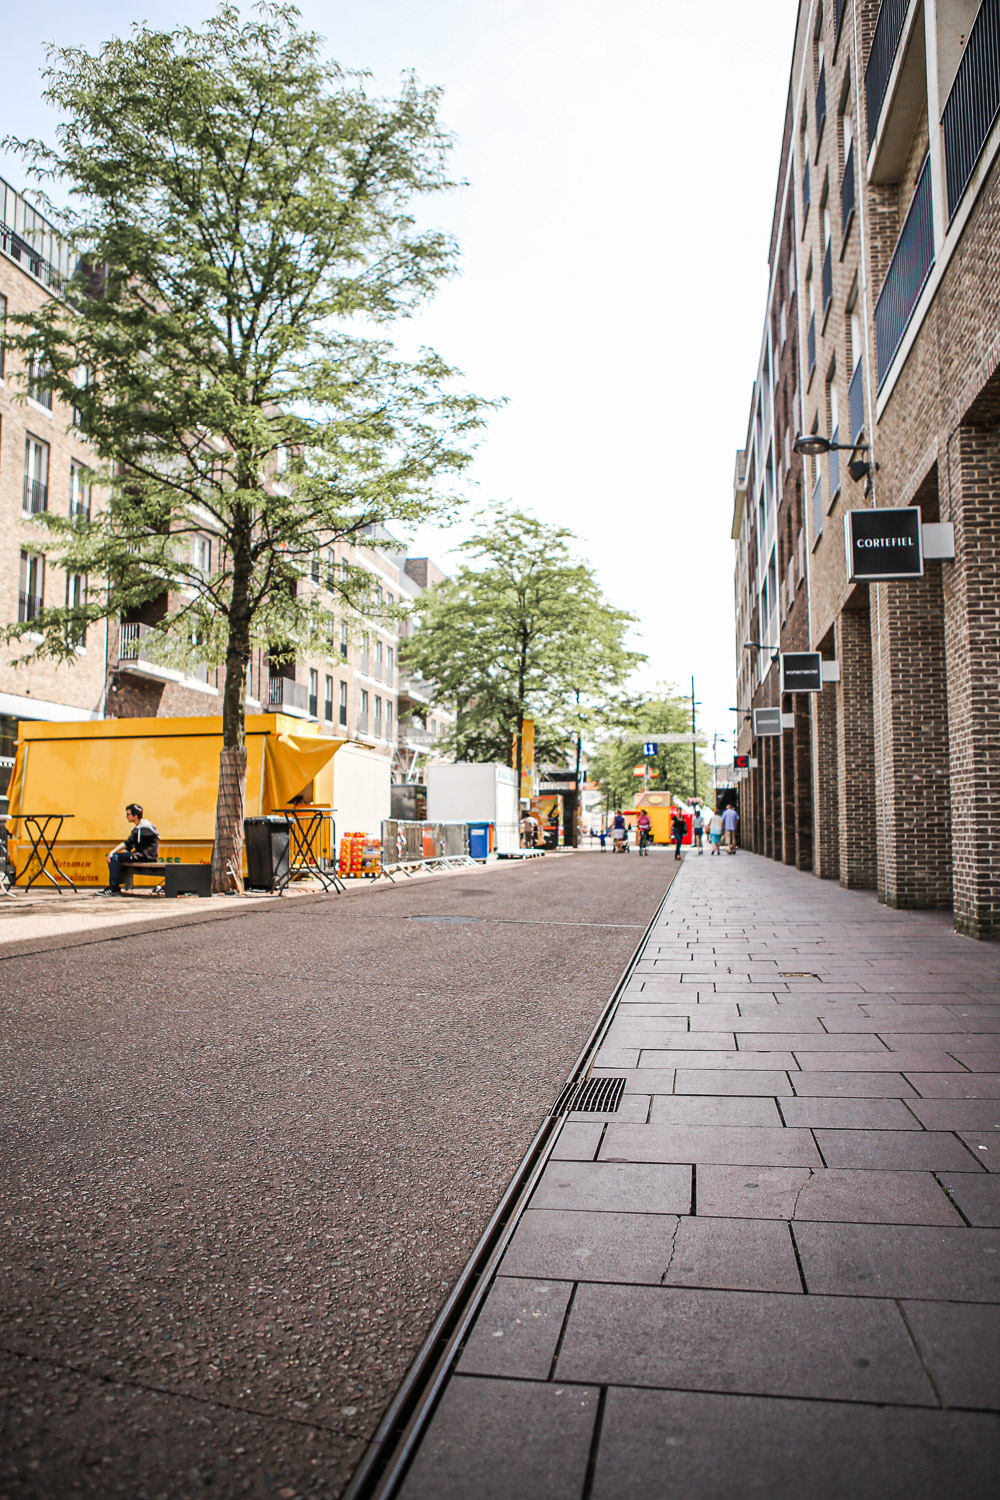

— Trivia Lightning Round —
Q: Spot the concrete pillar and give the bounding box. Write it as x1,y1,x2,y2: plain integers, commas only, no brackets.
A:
837,605,878,890
794,696,814,871
941,418,1000,939
812,675,840,880
871,564,952,908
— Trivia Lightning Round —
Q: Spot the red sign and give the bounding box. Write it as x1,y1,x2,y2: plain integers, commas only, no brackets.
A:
734,754,750,769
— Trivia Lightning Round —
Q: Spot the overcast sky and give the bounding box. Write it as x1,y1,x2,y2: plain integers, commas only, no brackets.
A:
2,0,797,759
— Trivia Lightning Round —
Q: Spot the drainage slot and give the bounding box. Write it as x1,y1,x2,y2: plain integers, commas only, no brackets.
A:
551,1076,626,1116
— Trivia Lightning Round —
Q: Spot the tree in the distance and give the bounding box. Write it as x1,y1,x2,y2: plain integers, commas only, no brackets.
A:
402,508,643,783
4,3,492,889
589,692,716,811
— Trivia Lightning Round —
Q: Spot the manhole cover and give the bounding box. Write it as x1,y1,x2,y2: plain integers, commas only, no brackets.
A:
551,1076,626,1116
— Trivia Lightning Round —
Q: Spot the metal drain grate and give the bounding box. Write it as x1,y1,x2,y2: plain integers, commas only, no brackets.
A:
779,971,816,978
551,1076,626,1116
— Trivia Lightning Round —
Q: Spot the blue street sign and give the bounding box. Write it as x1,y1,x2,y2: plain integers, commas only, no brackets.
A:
643,742,657,756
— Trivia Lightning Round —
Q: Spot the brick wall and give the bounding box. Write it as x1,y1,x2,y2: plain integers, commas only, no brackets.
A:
836,603,878,889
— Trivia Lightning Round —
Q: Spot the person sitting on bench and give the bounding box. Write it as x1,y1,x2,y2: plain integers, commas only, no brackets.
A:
105,803,159,894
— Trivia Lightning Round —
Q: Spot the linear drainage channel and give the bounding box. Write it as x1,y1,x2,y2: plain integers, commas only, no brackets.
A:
551,1074,626,1116
343,878,676,1500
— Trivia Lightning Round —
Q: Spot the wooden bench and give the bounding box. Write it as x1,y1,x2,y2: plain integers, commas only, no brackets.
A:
119,862,213,898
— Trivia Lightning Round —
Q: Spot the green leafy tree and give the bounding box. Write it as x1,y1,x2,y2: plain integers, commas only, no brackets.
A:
3,3,492,888
403,508,644,783
589,692,716,812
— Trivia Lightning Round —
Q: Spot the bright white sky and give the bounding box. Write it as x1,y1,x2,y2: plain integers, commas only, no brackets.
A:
2,0,797,759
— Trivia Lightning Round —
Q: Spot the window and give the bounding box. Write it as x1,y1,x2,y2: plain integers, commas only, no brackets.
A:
827,371,841,502
23,436,49,514
339,680,348,726
326,548,336,588
387,645,394,680
0,294,6,378
386,592,394,608
275,445,288,475
340,623,348,659
19,550,44,622
192,534,211,577
848,308,865,444
821,205,833,317
386,700,393,737
311,551,321,583
72,365,90,427
309,668,319,718
65,572,87,645
360,689,369,714
27,355,52,410
374,695,382,734
324,674,334,722
375,639,383,677
69,462,91,521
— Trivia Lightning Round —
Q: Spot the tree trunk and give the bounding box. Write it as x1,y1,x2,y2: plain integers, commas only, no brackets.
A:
212,514,252,894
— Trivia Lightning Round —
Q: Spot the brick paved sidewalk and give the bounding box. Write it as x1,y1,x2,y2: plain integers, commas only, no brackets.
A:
398,851,1000,1500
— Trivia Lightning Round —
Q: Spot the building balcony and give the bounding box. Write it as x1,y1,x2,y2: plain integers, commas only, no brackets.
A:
118,620,160,662
267,675,310,714
865,0,914,151
942,0,1000,222
0,220,64,291
874,153,934,385
23,477,48,515
398,673,433,706
401,725,435,749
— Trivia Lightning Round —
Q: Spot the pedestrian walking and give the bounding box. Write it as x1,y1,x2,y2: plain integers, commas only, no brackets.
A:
722,803,739,854
693,807,705,853
708,809,723,854
636,808,652,856
599,827,607,852
671,810,686,861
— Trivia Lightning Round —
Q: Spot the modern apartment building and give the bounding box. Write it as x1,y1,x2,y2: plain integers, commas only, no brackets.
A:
732,0,1000,938
0,176,110,804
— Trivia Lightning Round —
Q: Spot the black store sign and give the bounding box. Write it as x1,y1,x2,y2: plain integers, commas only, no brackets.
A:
846,506,923,582
734,754,750,769
780,652,823,693
753,707,783,737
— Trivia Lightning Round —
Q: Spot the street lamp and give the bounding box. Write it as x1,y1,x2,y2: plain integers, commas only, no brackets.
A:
793,432,873,485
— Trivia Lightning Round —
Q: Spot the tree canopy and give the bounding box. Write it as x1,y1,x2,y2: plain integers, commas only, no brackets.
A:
588,692,718,810
4,2,493,886
402,508,643,781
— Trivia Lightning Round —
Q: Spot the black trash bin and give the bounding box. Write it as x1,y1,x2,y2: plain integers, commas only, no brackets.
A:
244,817,291,891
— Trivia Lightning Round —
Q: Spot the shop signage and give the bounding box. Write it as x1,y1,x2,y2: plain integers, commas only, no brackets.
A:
643,742,657,755
753,707,783,737
780,652,823,693
845,506,923,582
734,754,750,769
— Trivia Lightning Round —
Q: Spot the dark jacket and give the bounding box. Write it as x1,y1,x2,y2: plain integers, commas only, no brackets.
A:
671,815,687,840
124,819,159,862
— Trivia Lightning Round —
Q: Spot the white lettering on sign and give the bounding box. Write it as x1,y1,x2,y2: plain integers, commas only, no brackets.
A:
857,536,913,547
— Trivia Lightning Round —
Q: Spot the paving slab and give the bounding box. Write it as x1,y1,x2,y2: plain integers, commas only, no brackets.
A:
455,1277,572,1379
937,1172,1000,1226
550,1122,603,1161
530,1160,692,1216
793,1222,1000,1300
906,1099,1000,1130
905,1072,1000,1096
589,1388,1000,1500
648,1094,783,1126
639,1048,799,1070
398,1376,598,1500
789,1071,919,1096
900,1300,1000,1409
555,1283,935,1404
674,1067,794,1095
601,1123,822,1167
695,1166,963,1225
815,1128,986,1171
778,1098,921,1129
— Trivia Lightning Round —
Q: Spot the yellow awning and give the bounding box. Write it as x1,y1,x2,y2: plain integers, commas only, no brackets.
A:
262,732,343,811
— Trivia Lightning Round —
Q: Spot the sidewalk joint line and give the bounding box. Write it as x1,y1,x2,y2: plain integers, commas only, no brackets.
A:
788,1222,810,1294
580,1386,607,1500
546,1282,578,1382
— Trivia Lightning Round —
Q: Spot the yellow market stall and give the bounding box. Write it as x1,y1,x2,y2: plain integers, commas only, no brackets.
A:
5,715,344,887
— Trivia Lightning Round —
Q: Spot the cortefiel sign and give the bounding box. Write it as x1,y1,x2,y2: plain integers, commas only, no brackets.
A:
752,708,783,737
780,652,823,693
845,507,923,582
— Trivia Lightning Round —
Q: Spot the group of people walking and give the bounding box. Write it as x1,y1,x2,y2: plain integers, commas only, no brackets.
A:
602,804,739,857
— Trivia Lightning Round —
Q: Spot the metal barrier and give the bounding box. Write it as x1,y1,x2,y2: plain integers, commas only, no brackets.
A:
380,820,477,876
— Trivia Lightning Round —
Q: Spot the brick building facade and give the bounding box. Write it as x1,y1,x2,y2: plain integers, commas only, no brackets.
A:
732,0,1000,938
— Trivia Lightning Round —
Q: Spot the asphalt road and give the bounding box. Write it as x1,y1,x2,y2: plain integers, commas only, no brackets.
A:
0,850,675,1498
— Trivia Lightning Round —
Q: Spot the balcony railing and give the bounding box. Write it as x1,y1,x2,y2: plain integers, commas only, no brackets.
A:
807,313,817,378
372,658,382,683
829,426,841,498
308,692,318,718
23,476,48,514
942,0,1000,221
874,154,934,384
69,499,90,522
18,591,43,624
865,0,913,150
119,620,158,660
359,652,370,677
849,361,865,444
357,711,369,736
841,140,856,231
268,675,308,712
0,221,63,291
816,64,827,147
822,241,833,317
